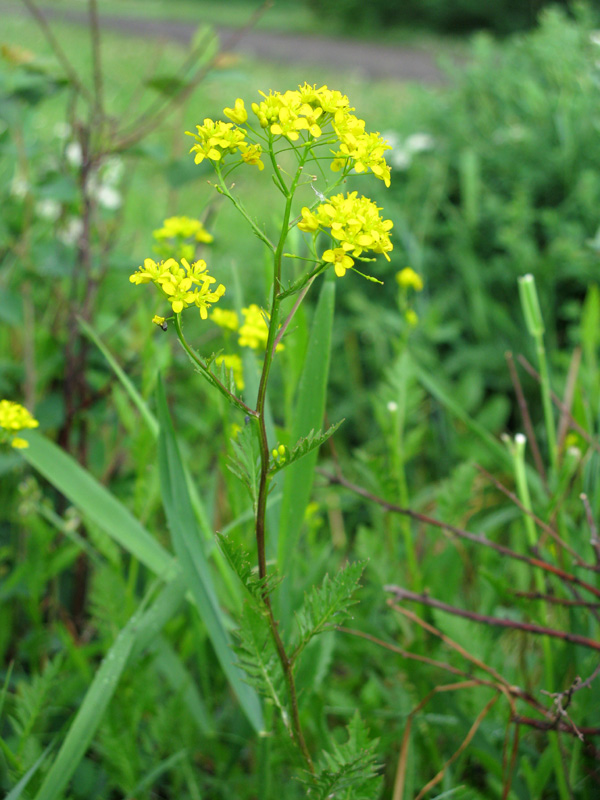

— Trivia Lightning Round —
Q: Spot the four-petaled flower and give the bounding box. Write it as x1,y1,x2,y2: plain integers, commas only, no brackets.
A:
130,257,225,321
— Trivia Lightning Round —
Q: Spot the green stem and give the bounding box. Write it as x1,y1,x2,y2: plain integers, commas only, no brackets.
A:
535,332,559,474
174,315,257,417
214,166,276,251
511,435,570,799
252,147,315,774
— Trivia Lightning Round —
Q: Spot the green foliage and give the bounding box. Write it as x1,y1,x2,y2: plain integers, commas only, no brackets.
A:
292,561,364,660
269,419,344,475
233,603,286,714
300,712,382,799
307,0,576,34
227,421,262,510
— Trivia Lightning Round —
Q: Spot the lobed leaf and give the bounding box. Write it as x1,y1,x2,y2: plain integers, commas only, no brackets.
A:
268,419,344,476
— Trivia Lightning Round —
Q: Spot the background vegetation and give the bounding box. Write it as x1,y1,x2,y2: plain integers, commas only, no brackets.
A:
2,1,600,798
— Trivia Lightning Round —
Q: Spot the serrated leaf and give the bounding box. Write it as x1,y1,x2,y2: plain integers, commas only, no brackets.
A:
216,533,273,601
269,420,344,475
293,561,364,662
300,712,381,800
234,604,289,730
226,422,261,509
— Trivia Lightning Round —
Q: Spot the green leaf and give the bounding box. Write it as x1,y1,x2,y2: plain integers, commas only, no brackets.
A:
293,561,364,662
216,533,270,601
156,378,263,733
226,420,261,510
277,274,336,581
233,604,287,725
21,431,175,578
300,711,381,800
78,317,158,436
269,420,344,475
151,637,213,737
6,745,53,800
79,319,241,610
33,584,168,800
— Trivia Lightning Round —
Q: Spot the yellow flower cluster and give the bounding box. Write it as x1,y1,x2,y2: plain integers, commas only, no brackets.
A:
186,84,391,185
396,267,423,291
185,119,264,171
0,400,39,449
153,216,213,262
210,308,239,331
130,257,225,319
298,191,393,277
153,216,213,244
238,304,284,352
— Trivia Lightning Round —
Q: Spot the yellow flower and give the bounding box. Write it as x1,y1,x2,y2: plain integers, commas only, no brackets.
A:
153,216,213,244
396,267,423,291
210,308,239,331
240,142,265,170
238,304,284,351
185,118,247,165
130,257,225,320
0,400,39,449
298,191,393,276
152,315,167,328
223,98,248,124
322,247,354,278
215,354,245,390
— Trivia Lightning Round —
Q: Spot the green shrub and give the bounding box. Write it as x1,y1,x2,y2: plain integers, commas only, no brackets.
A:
307,0,578,34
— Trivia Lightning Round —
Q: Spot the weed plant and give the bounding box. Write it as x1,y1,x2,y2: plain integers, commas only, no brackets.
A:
1,4,600,800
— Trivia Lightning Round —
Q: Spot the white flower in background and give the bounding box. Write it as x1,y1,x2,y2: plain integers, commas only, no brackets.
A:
58,217,83,246
95,184,122,210
387,401,398,413
405,133,435,153
383,130,435,171
10,174,29,198
590,31,600,46
35,199,61,221
65,141,83,167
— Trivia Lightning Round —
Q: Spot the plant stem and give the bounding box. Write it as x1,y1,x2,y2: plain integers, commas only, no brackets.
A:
174,315,257,417
253,151,315,773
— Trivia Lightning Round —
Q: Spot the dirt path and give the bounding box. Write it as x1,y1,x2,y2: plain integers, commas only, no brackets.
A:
2,4,448,83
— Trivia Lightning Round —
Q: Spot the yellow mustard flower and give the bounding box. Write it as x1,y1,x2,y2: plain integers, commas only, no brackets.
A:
215,354,245,390
298,191,393,275
153,216,213,244
396,267,423,291
238,304,284,352
130,257,225,320
210,308,239,331
185,119,247,164
223,98,248,124
0,400,39,449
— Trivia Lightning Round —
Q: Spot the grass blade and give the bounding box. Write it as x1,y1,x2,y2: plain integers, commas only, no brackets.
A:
21,432,175,578
5,745,52,800
33,584,171,800
156,378,264,733
278,274,336,576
